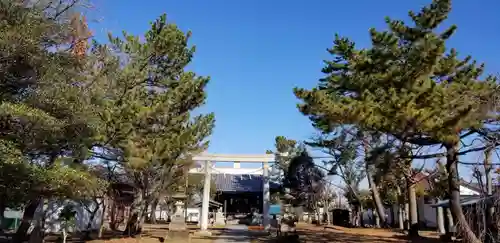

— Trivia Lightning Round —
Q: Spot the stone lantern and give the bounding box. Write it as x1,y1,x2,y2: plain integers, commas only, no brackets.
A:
167,186,189,239
279,188,297,237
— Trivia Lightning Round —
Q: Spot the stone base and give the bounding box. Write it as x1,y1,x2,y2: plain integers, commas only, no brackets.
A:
168,222,187,231
214,213,225,225
168,214,187,232
166,230,190,241
193,230,212,237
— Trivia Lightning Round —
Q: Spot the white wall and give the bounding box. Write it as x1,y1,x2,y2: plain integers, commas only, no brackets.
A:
460,186,480,196
422,204,437,227
33,199,104,233
419,185,480,228
153,208,168,221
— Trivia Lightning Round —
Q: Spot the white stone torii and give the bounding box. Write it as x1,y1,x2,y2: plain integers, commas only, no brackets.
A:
192,153,274,233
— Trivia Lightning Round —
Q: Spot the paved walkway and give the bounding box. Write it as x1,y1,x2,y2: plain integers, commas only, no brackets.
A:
214,224,253,243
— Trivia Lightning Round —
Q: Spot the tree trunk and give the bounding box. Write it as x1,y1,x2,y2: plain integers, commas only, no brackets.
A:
436,199,445,235
124,192,145,236
349,205,356,227
374,210,380,228
98,197,107,239
445,143,481,243
314,205,321,225
359,205,365,227
13,198,41,243
483,147,496,243
325,201,331,225
0,200,6,231
396,187,404,230
137,201,149,231
28,201,45,243
109,204,118,231
390,206,396,228
84,202,100,240
398,205,404,230
444,207,454,241
124,210,140,236
404,203,410,230
408,184,419,237
62,229,67,243
365,163,387,227
149,198,159,224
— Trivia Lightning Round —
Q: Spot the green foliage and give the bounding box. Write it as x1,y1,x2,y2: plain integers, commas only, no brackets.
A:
306,128,365,206
59,204,77,236
426,161,449,199
186,173,216,200
94,13,214,169
286,151,326,206
0,141,35,209
294,3,496,237
356,189,374,209
267,136,305,184
0,4,214,238
59,205,77,222
294,0,496,147
0,1,103,212
86,15,215,232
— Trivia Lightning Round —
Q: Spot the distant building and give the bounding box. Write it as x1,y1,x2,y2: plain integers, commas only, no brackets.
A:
189,163,281,214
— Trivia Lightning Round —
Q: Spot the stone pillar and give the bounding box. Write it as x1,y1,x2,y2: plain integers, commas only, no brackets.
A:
437,206,445,234
262,162,270,230
200,161,211,232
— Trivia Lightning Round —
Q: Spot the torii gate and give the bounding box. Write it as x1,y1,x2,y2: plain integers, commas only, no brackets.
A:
192,153,275,233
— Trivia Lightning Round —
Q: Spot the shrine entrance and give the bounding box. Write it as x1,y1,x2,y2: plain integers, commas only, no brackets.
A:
191,153,275,232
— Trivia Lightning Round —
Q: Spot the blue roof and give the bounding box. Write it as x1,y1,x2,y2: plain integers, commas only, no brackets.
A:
213,174,280,192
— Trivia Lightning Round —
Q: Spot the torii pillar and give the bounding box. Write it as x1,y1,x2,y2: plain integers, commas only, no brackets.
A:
192,153,275,233
200,160,211,232
262,161,270,230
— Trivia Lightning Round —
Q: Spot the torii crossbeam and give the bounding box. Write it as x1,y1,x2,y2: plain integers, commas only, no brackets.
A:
192,153,274,233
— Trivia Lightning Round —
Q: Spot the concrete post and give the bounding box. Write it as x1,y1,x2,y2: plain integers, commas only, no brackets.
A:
437,206,445,234
262,162,270,230
200,160,211,232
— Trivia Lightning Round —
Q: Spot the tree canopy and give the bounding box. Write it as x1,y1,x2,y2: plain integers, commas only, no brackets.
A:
294,0,497,241
0,1,214,240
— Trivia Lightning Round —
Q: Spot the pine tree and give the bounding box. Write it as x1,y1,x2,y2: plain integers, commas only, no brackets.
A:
306,128,366,226
286,151,325,208
294,0,496,242
89,14,215,235
0,2,103,242
267,136,305,186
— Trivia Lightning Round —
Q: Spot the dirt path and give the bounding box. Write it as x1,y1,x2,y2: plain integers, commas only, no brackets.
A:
214,225,252,243
251,224,442,243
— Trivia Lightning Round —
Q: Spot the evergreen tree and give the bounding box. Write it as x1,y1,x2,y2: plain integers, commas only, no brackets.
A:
294,0,496,241
267,136,305,186
89,14,215,235
0,2,104,241
306,128,366,226
286,151,325,207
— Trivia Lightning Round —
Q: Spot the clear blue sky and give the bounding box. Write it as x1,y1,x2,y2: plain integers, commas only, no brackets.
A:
88,0,500,176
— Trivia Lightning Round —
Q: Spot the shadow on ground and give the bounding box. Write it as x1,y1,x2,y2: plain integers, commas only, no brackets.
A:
253,226,444,243
0,224,225,243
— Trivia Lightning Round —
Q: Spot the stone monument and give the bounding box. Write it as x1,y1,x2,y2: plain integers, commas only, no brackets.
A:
279,191,297,238
167,187,189,240
214,207,225,226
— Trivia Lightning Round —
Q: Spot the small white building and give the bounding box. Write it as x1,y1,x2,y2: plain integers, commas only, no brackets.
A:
418,180,481,228
4,199,104,233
